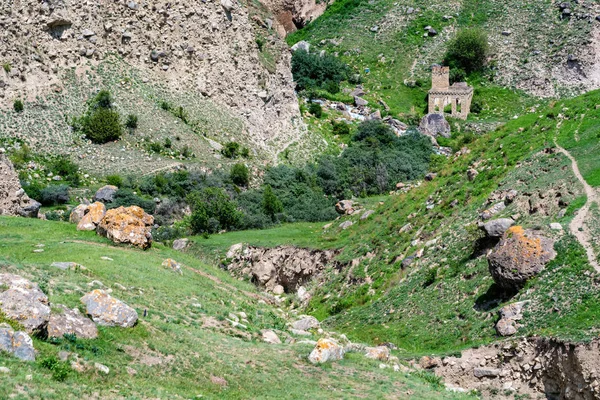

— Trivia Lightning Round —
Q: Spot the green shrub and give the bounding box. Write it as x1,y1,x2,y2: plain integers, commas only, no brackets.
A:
125,114,138,129
222,142,241,159
231,163,250,186
256,37,265,51
2,63,10,73
445,28,489,73
106,174,124,187
93,90,113,109
40,185,70,206
470,100,483,114
332,121,351,136
291,49,349,91
108,188,156,213
148,142,162,153
262,185,283,221
39,356,70,382
81,108,123,144
9,144,32,168
240,147,250,158
160,101,171,111
187,187,241,235
164,138,172,149
51,156,80,186
13,99,23,113
309,102,323,118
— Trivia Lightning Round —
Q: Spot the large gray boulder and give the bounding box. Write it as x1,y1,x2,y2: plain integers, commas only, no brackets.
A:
93,185,118,203
0,274,50,333
488,226,556,290
47,305,99,339
0,323,35,361
291,40,310,53
291,315,320,331
480,218,514,238
418,113,451,138
80,290,138,328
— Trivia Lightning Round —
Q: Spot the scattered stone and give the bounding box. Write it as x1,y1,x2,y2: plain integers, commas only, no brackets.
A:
93,185,118,203
292,316,320,331
425,173,437,181
94,362,110,374
354,96,368,107
474,367,502,378
77,202,106,231
550,222,563,230
162,259,183,275
339,221,353,230
496,301,529,336
51,262,83,271
291,41,310,53
360,210,374,220
0,273,50,333
0,323,35,361
172,238,189,251
0,366,9,373
80,289,138,328
272,285,284,295
47,305,98,339
335,200,355,215
308,338,344,364
96,206,154,249
480,218,514,238
420,356,439,369
467,168,479,181
365,346,390,361
488,226,556,290
261,330,281,344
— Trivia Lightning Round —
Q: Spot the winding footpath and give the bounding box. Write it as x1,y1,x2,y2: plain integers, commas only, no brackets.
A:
554,140,600,272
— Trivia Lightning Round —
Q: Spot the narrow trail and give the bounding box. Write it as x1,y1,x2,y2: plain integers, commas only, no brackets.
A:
554,140,600,272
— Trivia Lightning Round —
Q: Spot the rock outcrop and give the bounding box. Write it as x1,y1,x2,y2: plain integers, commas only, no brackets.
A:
0,323,35,361
76,202,106,231
488,226,556,290
0,273,50,334
47,305,99,339
96,206,153,249
225,244,341,293
418,113,451,139
80,289,138,328
259,0,328,36
0,154,41,218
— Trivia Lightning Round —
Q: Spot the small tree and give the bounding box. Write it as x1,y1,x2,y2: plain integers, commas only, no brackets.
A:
230,163,250,187
445,29,489,74
13,99,24,113
262,185,283,221
222,141,240,159
82,108,123,144
309,102,323,118
125,114,138,129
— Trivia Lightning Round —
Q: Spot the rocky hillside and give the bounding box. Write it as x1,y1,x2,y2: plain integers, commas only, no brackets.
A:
0,0,311,175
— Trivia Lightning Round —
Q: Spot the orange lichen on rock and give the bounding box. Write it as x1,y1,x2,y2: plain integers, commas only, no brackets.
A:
97,206,154,249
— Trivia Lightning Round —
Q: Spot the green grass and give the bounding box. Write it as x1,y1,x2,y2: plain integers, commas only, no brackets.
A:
0,217,470,399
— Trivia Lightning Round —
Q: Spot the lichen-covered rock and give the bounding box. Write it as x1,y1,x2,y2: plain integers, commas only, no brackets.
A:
0,154,41,218
162,259,182,275
96,206,154,249
47,305,98,339
0,273,50,333
93,185,118,203
80,289,138,328
77,202,106,231
364,346,390,361
488,226,556,290
308,338,344,364
0,323,35,361
69,204,90,224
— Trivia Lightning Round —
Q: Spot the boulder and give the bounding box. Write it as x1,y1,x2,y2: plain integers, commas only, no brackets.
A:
308,338,344,364
226,243,244,259
335,200,354,215
96,206,154,249
80,289,138,328
339,220,353,230
354,96,368,107
47,305,98,339
93,185,118,203
488,226,556,290
419,355,440,369
69,204,90,224
220,0,235,13
0,274,50,333
291,40,310,53
480,218,514,238
172,238,189,251
496,301,529,336
0,323,35,361
360,210,375,220
292,316,320,331
77,202,106,231
467,168,479,181
364,346,390,361
261,330,282,344
162,259,182,274
418,114,451,138
0,154,41,218
474,367,502,378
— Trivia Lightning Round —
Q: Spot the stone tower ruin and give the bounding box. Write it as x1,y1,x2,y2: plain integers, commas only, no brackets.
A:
428,65,473,120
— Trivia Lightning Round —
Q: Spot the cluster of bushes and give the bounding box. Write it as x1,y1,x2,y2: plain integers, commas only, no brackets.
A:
445,28,489,80
72,90,138,144
222,141,250,159
104,120,432,238
291,49,349,93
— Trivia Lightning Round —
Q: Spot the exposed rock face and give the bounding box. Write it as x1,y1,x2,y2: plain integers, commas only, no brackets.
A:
435,337,600,399
418,113,451,138
0,154,41,218
97,206,154,249
488,226,556,290
0,323,35,361
93,185,118,203
0,274,50,334
259,0,328,36
80,289,138,328
47,305,99,339
76,202,106,231
308,338,344,364
225,244,341,293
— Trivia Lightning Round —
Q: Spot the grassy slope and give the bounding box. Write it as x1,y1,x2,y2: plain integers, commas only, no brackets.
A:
205,89,600,358
0,217,470,399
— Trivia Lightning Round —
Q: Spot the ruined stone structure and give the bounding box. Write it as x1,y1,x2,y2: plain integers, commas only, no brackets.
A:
428,66,473,120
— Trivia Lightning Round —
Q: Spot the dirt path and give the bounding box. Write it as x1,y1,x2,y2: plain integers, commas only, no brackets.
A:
554,140,600,272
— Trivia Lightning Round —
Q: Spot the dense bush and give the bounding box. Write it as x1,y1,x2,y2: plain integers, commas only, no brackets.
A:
222,141,240,159
230,163,250,187
106,174,124,187
445,29,489,74
291,49,349,92
51,156,80,186
262,185,283,221
9,144,32,169
40,185,70,206
187,187,241,235
108,189,156,213
74,90,123,144
125,114,138,129
332,121,351,136
309,102,323,118
13,99,24,113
